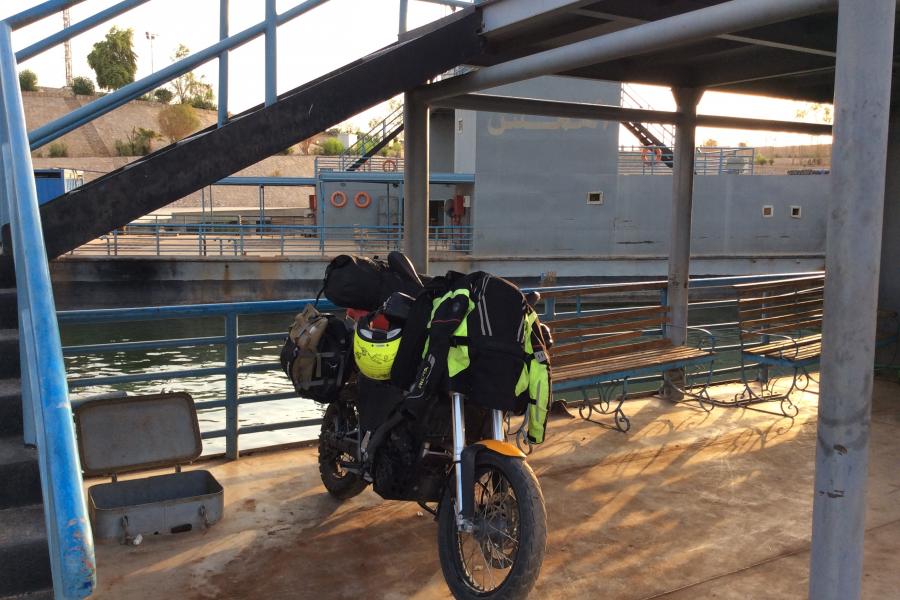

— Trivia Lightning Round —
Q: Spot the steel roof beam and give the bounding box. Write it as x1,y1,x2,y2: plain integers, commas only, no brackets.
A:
419,0,837,103
431,93,833,135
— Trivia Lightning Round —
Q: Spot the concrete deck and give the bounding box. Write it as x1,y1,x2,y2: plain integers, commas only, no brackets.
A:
88,376,900,599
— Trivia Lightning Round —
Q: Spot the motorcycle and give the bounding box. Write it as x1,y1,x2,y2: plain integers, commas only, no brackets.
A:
316,291,548,600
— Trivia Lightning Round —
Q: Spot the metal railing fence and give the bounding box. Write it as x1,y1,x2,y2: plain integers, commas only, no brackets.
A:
57,271,824,462
0,21,94,600
69,223,473,257
316,155,405,175
619,146,756,175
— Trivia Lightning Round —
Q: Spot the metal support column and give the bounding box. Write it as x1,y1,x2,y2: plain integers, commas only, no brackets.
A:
665,88,702,347
217,0,229,127
264,0,276,106
224,313,239,460
809,2,896,598
398,0,409,35
402,92,429,272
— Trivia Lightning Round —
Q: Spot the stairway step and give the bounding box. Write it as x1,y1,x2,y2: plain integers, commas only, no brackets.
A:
0,379,22,437
0,330,19,379
0,289,16,330
0,505,52,598
0,436,42,509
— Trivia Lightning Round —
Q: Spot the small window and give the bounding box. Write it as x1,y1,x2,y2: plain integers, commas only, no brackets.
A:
790,205,802,218
587,191,604,205
762,205,774,218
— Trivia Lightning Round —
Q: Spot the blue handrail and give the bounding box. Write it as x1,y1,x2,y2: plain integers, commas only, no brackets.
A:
0,22,94,600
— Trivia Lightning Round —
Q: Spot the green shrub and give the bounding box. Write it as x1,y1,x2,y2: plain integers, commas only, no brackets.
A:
153,88,174,104
48,142,68,158
189,96,216,111
72,76,95,95
320,137,345,155
19,69,37,91
115,127,157,156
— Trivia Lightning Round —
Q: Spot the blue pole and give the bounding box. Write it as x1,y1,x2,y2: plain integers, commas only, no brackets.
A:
224,312,239,459
398,0,409,34
0,22,95,597
4,0,87,30
218,0,229,127
15,0,152,63
265,0,277,106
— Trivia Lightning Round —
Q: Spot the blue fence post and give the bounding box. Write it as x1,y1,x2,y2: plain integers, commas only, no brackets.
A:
265,0,276,106
224,312,239,459
155,220,160,256
660,287,668,338
218,0,229,127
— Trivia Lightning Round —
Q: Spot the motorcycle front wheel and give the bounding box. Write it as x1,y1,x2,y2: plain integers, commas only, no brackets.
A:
437,452,547,599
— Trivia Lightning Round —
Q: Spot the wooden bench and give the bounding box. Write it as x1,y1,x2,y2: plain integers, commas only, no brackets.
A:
732,274,898,417
543,287,716,432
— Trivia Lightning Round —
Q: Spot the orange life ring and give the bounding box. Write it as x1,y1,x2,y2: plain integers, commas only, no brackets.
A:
382,159,398,172
330,191,348,208
641,147,663,163
354,191,372,209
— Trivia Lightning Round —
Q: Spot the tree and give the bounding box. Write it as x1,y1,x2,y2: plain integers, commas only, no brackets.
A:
702,138,719,147
72,76,95,95
153,88,174,104
19,69,37,91
320,138,345,155
158,103,200,142
169,44,216,109
87,27,137,90
114,127,157,156
795,103,833,124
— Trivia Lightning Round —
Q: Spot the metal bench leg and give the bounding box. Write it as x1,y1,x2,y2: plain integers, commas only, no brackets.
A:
660,362,714,413
612,379,630,433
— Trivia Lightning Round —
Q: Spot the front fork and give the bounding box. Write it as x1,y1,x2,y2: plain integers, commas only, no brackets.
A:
451,392,504,530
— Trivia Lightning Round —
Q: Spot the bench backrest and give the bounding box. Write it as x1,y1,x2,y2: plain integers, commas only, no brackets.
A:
547,304,671,367
734,275,825,341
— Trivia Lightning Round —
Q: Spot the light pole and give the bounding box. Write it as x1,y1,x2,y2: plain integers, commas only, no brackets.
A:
145,31,158,73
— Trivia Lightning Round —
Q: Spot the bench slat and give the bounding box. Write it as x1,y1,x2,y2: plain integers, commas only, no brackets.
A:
741,308,824,329
539,281,667,300
551,330,645,356
753,317,822,336
555,346,711,381
553,339,671,367
737,286,824,308
739,297,824,320
552,316,666,341
548,305,667,329
733,275,825,293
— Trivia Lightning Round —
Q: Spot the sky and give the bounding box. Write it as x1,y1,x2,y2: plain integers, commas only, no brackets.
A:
4,0,833,147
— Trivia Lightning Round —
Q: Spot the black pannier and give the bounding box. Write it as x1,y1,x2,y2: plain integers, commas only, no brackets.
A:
320,252,423,311
279,307,353,404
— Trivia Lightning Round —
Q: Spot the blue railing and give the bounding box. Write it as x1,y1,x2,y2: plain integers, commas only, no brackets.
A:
619,145,757,175
56,272,824,462
69,222,474,257
0,18,94,600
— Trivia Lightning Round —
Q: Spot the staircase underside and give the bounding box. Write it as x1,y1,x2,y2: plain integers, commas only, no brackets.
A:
3,9,482,264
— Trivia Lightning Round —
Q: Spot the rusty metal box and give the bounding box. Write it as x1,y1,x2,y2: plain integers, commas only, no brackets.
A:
74,393,223,542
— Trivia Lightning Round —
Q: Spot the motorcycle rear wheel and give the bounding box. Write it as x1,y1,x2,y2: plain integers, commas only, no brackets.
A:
318,401,368,500
437,452,547,599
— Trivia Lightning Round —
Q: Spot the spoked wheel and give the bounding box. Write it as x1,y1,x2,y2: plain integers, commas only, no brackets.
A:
438,452,547,599
318,401,367,500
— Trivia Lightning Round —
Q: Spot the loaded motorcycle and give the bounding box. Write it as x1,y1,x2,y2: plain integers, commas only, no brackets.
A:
281,253,551,599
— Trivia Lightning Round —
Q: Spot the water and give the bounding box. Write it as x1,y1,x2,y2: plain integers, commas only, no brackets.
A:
60,303,748,456
61,312,322,455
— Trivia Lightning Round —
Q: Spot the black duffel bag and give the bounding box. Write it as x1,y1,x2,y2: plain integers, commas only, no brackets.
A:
319,252,423,311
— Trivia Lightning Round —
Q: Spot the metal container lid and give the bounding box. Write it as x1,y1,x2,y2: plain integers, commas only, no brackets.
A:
74,392,202,477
